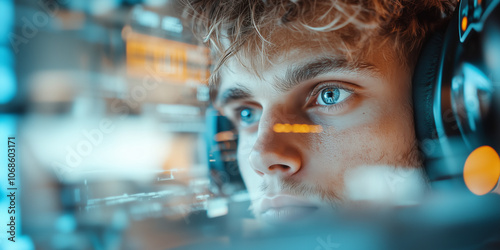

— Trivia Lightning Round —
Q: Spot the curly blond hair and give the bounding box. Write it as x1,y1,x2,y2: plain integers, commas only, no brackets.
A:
182,0,457,86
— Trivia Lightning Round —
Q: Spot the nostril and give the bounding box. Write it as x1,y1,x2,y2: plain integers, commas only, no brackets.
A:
269,164,291,172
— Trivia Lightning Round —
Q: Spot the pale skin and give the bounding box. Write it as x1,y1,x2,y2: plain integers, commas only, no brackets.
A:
214,44,422,224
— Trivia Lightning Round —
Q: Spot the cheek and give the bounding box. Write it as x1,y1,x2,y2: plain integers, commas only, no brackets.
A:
304,109,416,177
305,127,375,178
236,135,262,200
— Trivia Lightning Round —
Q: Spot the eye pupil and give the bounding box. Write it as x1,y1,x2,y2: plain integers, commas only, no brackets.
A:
240,108,253,122
321,88,340,105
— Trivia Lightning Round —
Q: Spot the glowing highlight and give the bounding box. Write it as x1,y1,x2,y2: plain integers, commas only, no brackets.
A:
273,124,323,133
461,16,468,32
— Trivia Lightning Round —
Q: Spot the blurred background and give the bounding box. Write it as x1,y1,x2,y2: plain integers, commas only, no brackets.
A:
1,0,500,249
0,0,250,249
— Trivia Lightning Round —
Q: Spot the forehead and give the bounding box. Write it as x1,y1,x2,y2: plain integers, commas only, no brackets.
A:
214,29,397,82
222,48,376,83
220,34,392,77
211,29,407,107
214,46,390,107
232,31,363,74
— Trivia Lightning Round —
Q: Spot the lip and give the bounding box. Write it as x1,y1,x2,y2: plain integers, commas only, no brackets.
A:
259,195,319,223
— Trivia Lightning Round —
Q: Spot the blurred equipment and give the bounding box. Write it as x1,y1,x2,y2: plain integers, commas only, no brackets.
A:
2,0,251,249
205,107,245,197
413,0,500,195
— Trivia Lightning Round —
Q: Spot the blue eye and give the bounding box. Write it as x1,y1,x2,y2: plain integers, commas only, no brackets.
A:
238,107,261,127
317,87,352,105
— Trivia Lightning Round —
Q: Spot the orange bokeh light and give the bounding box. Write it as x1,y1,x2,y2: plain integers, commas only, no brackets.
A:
463,146,500,195
273,124,322,133
273,123,285,133
461,16,468,32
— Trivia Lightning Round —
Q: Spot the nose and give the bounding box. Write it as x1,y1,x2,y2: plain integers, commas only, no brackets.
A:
249,149,302,177
248,112,302,177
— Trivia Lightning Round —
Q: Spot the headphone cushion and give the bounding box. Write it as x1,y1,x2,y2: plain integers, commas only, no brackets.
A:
412,32,444,143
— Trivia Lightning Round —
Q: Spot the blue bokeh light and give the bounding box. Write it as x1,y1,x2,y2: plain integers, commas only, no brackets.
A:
0,65,17,105
0,0,14,44
0,0,16,105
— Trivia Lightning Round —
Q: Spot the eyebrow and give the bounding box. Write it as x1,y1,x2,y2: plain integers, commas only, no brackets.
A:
217,84,253,106
275,57,379,92
216,57,379,106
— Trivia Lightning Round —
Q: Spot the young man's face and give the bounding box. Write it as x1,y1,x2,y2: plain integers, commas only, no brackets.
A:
215,43,421,224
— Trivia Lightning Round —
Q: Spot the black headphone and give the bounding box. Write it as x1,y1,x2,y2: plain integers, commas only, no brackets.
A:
207,0,500,195
413,0,500,187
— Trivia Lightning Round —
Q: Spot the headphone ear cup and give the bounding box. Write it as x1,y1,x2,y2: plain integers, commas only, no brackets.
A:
412,32,445,146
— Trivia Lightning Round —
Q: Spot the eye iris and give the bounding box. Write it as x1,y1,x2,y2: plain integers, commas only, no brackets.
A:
240,108,253,122
321,88,340,105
